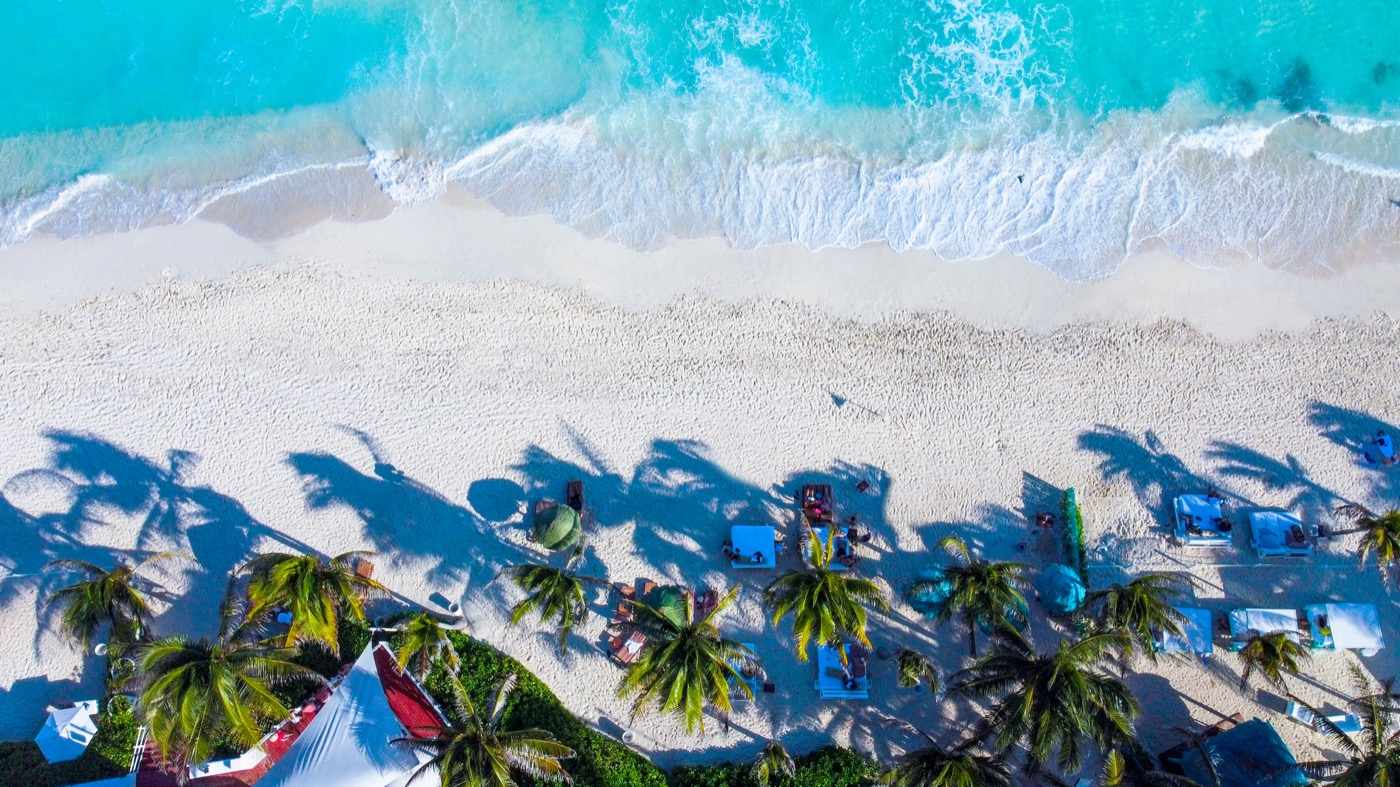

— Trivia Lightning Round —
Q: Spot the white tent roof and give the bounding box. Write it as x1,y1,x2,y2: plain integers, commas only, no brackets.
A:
1159,607,1213,656
34,699,99,763
258,644,437,787
1229,608,1299,640
1308,603,1385,652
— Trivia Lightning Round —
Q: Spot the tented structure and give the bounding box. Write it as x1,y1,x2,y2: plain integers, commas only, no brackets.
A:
532,503,582,551
34,699,99,763
729,524,776,568
1305,602,1385,656
259,643,446,787
1036,563,1086,616
1164,719,1307,787
906,568,953,620
643,585,689,628
1248,511,1313,557
1157,606,1214,658
1228,608,1300,651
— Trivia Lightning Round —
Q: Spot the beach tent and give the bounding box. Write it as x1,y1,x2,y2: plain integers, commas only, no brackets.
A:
1304,602,1385,656
1166,719,1307,787
532,503,581,551
729,524,776,569
1228,608,1300,651
259,643,446,787
1158,606,1213,658
1173,494,1232,547
33,699,99,763
1248,511,1313,557
1036,563,1086,616
814,643,869,700
643,585,689,628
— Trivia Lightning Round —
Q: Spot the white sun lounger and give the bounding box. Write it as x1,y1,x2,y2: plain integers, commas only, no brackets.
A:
1286,701,1362,735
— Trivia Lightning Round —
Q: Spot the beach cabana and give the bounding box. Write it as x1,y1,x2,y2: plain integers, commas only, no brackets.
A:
1248,511,1313,557
1157,606,1213,659
1036,563,1086,616
33,699,99,763
1163,719,1307,787
642,585,689,628
907,568,953,620
1173,494,1232,547
1228,608,1301,651
807,526,852,572
814,643,869,700
729,524,776,569
531,502,581,551
1304,603,1384,656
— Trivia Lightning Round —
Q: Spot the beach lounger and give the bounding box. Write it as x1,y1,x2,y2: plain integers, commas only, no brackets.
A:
1248,511,1314,557
1286,701,1362,735
1173,494,1232,547
729,524,777,569
1304,603,1385,656
800,484,835,523
610,630,647,665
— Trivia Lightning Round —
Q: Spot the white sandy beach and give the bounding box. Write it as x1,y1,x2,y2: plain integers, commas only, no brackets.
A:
2,200,1400,778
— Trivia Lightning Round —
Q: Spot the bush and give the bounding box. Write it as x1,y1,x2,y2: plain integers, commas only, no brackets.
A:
0,695,140,787
419,631,666,787
668,746,878,787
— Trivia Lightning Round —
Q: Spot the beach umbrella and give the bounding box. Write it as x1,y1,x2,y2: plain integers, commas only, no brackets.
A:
906,568,955,620
643,585,689,628
1036,563,1086,616
532,504,581,551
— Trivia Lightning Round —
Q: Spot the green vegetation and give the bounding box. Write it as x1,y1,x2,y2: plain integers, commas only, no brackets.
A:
395,672,574,787
1236,631,1309,691
763,530,889,661
0,696,139,787
668,746,878,787
950,629,1138,776
618,585,751,734
395,611,461,678
1082,573,1188,663
508,563,606,654
240,549,386,655
1293,664,1400,785
45,552,180,652
1062,489,1088,582
909,535,1027,657
1334,504,1400,584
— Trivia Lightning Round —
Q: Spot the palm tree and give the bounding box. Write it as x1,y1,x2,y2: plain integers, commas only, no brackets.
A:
138,595,324,777
617,585,754,734
910,535,1027,657
879,733,1012,787
751,739,796,787
1095,749,1206,787
1334,504,1400,584
46,552,181,651
506,563,608,653
396,672,574,787
1292,664,1400,784
396,611,460,679
764,530,889,661
950,629,1139,775
896,648,940,694
240,549,386,656
1084,573,1188,663
1236,631,1309,691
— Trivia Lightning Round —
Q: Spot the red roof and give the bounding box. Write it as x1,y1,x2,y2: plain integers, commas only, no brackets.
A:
373,644,447,739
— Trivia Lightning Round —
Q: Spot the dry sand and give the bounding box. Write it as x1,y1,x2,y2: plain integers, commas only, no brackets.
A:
1,201,1400,779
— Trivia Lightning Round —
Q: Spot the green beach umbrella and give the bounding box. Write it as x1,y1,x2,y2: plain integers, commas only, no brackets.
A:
532,503,582,551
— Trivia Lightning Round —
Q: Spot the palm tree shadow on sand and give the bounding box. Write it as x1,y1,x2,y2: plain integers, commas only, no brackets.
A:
1309,401,1400,504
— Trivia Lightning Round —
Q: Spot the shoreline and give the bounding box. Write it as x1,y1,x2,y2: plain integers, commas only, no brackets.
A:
2,191,1399,341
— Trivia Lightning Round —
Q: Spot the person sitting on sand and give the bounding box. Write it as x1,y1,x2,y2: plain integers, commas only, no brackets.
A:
722,539,739,561
1376,430,1396,465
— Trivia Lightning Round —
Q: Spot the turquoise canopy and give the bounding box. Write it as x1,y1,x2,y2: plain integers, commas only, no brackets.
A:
1036,563,1086,616
1169,719,1307,787
907,569,954,620
532,504,581,551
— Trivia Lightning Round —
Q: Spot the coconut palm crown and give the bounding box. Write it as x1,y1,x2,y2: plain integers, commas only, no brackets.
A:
910,535,1027,656
1292,664,1400,785
763,529,889,661
1335,504,1400,584
950,629,1139,775
751,739,796,787
396,672,574,787
240,549,386,655
617,585,755,734
879,728,1012,787
137,593,324,777
1236,631,1309,691
507,562,607,653
46,552,181,651
396,611,461,679
1084,573,1188,663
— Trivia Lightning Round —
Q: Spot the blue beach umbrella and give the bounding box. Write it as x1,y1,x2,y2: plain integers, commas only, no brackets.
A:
1036,563,1086,616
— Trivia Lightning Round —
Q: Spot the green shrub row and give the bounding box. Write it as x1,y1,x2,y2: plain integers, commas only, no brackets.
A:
668,746,878,787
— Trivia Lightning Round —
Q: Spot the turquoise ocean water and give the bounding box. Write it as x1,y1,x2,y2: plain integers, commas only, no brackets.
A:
3,0,1400,275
